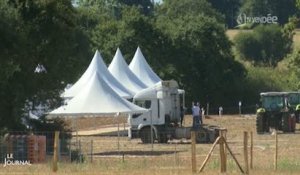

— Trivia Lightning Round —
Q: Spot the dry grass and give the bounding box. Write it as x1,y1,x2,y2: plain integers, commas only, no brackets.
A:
1,115,300,174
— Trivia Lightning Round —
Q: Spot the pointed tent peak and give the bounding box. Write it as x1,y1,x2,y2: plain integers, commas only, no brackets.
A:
129,47,161,87
115,48,123,59
137,46,141,51
93,50,101,59
109,48,147,94
110,48,127,65
116,47,121,52
134,46,145,60
86,50,106,72
62,49,133,99
93,49,106,65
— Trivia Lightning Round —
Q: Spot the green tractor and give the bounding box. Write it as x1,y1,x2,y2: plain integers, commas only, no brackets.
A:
287,92,300,123
256,92,296,134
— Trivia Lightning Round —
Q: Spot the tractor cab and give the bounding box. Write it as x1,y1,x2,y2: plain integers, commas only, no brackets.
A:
260,92,288,112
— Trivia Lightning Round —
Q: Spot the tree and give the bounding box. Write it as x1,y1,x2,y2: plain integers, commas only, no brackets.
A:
239,0,297,25
89,6,171,75
234,24,293,66
0,0,26,131
0,0,91,131
117,0,154,15
209,0,242,28
156,0,246,107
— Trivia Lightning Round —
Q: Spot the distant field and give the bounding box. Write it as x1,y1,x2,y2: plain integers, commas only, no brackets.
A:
1,115,300,175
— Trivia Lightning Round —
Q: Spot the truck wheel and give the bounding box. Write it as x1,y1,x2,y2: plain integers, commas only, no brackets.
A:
140,127,154,144
256,113,265,134
158,133,168,143
282,114,289,132
196,130,207,143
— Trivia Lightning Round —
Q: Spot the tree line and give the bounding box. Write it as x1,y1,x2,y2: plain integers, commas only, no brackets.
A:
0,0,299,131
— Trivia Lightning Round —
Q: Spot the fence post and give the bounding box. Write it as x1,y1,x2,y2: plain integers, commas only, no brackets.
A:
244,131,249,174
191,131,196,173
274,130,278,171
219,130,226,173
90,139,93,163
250,131,253,169
206,103,209,116
69,139,72,163
52,131,60,172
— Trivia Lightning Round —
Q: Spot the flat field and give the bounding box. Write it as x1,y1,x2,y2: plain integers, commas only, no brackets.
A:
1,115,300,175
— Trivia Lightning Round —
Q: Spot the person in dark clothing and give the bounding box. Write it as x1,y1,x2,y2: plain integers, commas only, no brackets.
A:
180,104,184,127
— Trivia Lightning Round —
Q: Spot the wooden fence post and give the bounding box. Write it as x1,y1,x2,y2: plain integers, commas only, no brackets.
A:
52,131,60,172
244,131,249,174
191,131,196,173
199,137,220,172
219,130,226,173
90,139,93,163
250,131,253,169
274,130,278,171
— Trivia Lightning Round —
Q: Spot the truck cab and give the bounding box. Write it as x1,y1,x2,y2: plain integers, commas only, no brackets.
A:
128,80,185,142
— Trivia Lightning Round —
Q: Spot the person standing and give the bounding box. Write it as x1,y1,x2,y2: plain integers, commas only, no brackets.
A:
192,102,201,128
180,104,185,127
219,106,223,117
199,103,203,124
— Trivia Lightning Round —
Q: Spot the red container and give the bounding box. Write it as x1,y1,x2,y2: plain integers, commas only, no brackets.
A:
27,135,39,163
37,136,46,163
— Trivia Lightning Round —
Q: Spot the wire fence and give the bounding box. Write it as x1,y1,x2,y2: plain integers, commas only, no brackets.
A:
187,105,258,115
1,129,300,173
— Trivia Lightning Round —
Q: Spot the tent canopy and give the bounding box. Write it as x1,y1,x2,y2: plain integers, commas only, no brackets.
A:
50,72,147,116
62,50,133,99
129,47,161,87
108,48,147,94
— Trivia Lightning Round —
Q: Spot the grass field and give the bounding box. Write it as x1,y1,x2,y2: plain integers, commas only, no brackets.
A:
1,115,300,175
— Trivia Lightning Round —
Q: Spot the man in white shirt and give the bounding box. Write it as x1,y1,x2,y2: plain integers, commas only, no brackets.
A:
192,102,201,128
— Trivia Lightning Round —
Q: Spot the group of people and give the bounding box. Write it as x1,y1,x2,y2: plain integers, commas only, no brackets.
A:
179,102,203,128
192,102,203,128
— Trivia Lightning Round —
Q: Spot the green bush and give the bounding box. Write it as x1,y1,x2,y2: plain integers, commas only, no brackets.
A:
234,24,292,66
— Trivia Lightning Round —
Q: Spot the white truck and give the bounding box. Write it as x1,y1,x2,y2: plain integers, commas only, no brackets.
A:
128,80,220,143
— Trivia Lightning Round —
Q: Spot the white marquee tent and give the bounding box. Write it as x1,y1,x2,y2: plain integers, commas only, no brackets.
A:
108,48,147,95
50,72,147,116
129,47,161,87
62,50,133,99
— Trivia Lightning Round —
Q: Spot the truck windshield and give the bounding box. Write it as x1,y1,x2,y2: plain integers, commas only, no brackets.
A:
135,100,151,109
262,96,284,110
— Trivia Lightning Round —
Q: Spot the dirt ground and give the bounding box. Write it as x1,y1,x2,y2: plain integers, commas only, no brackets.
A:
64,114,300,174
1,115,300,175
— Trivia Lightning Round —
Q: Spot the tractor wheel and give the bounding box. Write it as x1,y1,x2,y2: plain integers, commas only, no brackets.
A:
256,113,265,134
291,116,296,132
282,114,289,132
140,127,155,144
296,111,300,123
